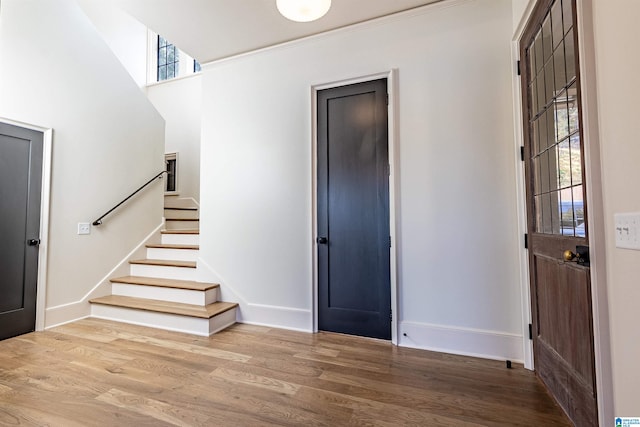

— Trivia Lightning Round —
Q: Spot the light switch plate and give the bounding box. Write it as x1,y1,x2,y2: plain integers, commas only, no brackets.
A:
78,222,91,235
614,213,640,250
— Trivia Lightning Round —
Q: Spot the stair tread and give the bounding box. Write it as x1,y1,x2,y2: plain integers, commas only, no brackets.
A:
161,229,199,235
164,206,198,211
129,259,196,268
146,244,199,250
90,295,237,319
165,217,199,221
111,276,217,291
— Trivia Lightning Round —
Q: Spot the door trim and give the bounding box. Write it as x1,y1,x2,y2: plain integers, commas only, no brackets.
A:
311,69,399,344
511,0,538,373
0,117,52,333
510,1,613,424
572,1,613,423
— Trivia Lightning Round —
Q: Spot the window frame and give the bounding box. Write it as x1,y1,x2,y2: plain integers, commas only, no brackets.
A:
157,35,180,81
147,30,201,85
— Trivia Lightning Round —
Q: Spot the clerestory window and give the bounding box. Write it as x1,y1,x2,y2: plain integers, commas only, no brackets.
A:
157,36,179,81
150,32,201,84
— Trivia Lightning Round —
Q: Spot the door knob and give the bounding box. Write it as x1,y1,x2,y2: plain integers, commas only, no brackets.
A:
316,237,328,244
564,246,590,266
563,250,577,261
27,239,41,246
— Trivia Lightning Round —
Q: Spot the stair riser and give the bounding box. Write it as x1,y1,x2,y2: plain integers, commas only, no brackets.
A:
161,234,200,245
164,209,199,220
164,197,197,210
112,283,218,305
91,305,236,336
146,247,199,262
208,308,237,335
129,264,197,281
165,219,200,230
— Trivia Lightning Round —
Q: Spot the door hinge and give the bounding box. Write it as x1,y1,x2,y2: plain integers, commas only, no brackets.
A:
520,146,525,161
389,236,392,248
390,310,393,321
387,163,391,176
528,323,533,340
517,60,521,76
386,93,389,105
524,233,528,249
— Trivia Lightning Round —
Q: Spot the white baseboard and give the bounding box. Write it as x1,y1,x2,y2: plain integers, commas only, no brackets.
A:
45,302,92,329
44,222,164,329
197,258,313,332
399,321,524,363
239,303,312,332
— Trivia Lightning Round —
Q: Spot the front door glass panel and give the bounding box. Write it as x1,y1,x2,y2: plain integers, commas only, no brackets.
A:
526,0,584,237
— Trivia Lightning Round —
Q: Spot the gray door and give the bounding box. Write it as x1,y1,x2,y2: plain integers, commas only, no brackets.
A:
317,79,391,340
0,123,43,341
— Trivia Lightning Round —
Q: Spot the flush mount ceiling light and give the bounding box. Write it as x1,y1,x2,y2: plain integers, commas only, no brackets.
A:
276,0,332,22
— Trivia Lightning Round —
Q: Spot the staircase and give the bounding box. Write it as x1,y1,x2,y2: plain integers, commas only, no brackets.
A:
89,197,238,336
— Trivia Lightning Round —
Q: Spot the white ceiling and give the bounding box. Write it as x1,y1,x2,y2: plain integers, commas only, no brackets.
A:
111,0,443,63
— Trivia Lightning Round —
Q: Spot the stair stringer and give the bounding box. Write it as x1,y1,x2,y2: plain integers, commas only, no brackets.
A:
45,221,164,328
196,258,311,332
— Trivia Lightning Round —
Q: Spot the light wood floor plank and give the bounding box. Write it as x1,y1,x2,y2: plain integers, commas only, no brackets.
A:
210,366,301,395
0,318,571,426
96,388,210,426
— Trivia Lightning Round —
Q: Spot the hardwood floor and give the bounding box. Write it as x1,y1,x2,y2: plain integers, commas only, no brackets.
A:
0,319,571,426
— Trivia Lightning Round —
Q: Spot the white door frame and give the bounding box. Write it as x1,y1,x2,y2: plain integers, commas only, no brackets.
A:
311,69,400,344
511,1,613,424
0,117,52,332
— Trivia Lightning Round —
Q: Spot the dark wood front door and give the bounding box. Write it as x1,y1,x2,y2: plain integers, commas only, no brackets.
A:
520,1,597,425
316,79,391,340
0,123,43,341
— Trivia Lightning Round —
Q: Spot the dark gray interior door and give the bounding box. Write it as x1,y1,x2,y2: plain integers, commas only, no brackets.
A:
317,79,391,340
0,122,43,341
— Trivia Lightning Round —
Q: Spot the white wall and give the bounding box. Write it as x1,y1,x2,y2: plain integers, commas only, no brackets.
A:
76,0,148,88
511,0,531,32
0,0,164,326
200,0,522,360
592,0,640,415
147,75,202,201
77,0,203,202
